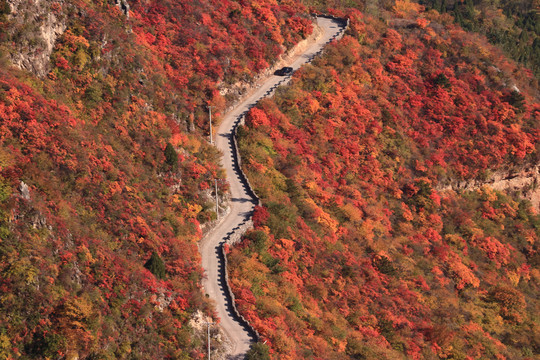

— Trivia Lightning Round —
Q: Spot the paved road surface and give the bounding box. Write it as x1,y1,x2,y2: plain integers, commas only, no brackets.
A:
199,17,345,359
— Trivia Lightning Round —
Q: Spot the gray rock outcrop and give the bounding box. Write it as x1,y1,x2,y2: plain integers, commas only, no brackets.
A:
113,0,129,18
7,0,67,77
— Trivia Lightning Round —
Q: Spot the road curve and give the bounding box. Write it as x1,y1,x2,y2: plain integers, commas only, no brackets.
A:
199,17,345,359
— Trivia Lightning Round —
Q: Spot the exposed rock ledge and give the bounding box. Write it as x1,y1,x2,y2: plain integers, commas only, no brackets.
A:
7,0,67,77
437,165,540,209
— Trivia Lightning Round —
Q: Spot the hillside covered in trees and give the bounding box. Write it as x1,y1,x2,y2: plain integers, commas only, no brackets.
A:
230,2,540,359
0,0,311,358
419,0,540,78
0,0,539,359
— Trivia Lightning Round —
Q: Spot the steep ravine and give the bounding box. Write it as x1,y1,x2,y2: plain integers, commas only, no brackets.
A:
199,16,347,359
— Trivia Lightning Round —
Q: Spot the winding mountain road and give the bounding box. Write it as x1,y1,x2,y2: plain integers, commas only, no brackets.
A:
199,17,345,359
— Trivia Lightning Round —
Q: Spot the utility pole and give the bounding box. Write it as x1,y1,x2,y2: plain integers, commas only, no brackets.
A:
206,321,212,360
207,106,215,144
214,179,219,220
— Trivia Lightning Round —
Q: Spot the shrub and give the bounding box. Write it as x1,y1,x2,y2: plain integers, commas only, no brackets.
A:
164,142,178,168
245,342,270,360
144,251,166,279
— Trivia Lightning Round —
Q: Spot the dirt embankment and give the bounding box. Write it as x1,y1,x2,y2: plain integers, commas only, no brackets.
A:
218,21,324,110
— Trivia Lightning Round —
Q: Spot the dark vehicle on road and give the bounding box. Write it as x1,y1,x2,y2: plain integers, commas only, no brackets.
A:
275,66,293,76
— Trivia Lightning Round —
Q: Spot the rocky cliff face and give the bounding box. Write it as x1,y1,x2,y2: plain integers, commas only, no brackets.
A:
113,0,129,18
6,0,67,77
438,165,540,209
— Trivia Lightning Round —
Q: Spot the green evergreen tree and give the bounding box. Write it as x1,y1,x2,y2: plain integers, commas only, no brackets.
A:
144,251,166,279
434,73,451,88
245,342,270,360
164,142,178,168
438,0,447,13
505,90,525,112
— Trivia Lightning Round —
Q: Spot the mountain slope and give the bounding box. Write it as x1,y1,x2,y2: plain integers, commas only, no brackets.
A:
229,5,540,360
0,0,312,358
200,16,345,358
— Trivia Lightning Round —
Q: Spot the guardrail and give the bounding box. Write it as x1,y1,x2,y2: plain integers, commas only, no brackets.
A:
217,14,349,347
220,218,262,342
313,13,350,41
231,118,262,208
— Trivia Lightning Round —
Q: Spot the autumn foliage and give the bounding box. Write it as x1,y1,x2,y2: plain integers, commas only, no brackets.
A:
0,0,311,358
0,0,538,358
230,6,540,360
